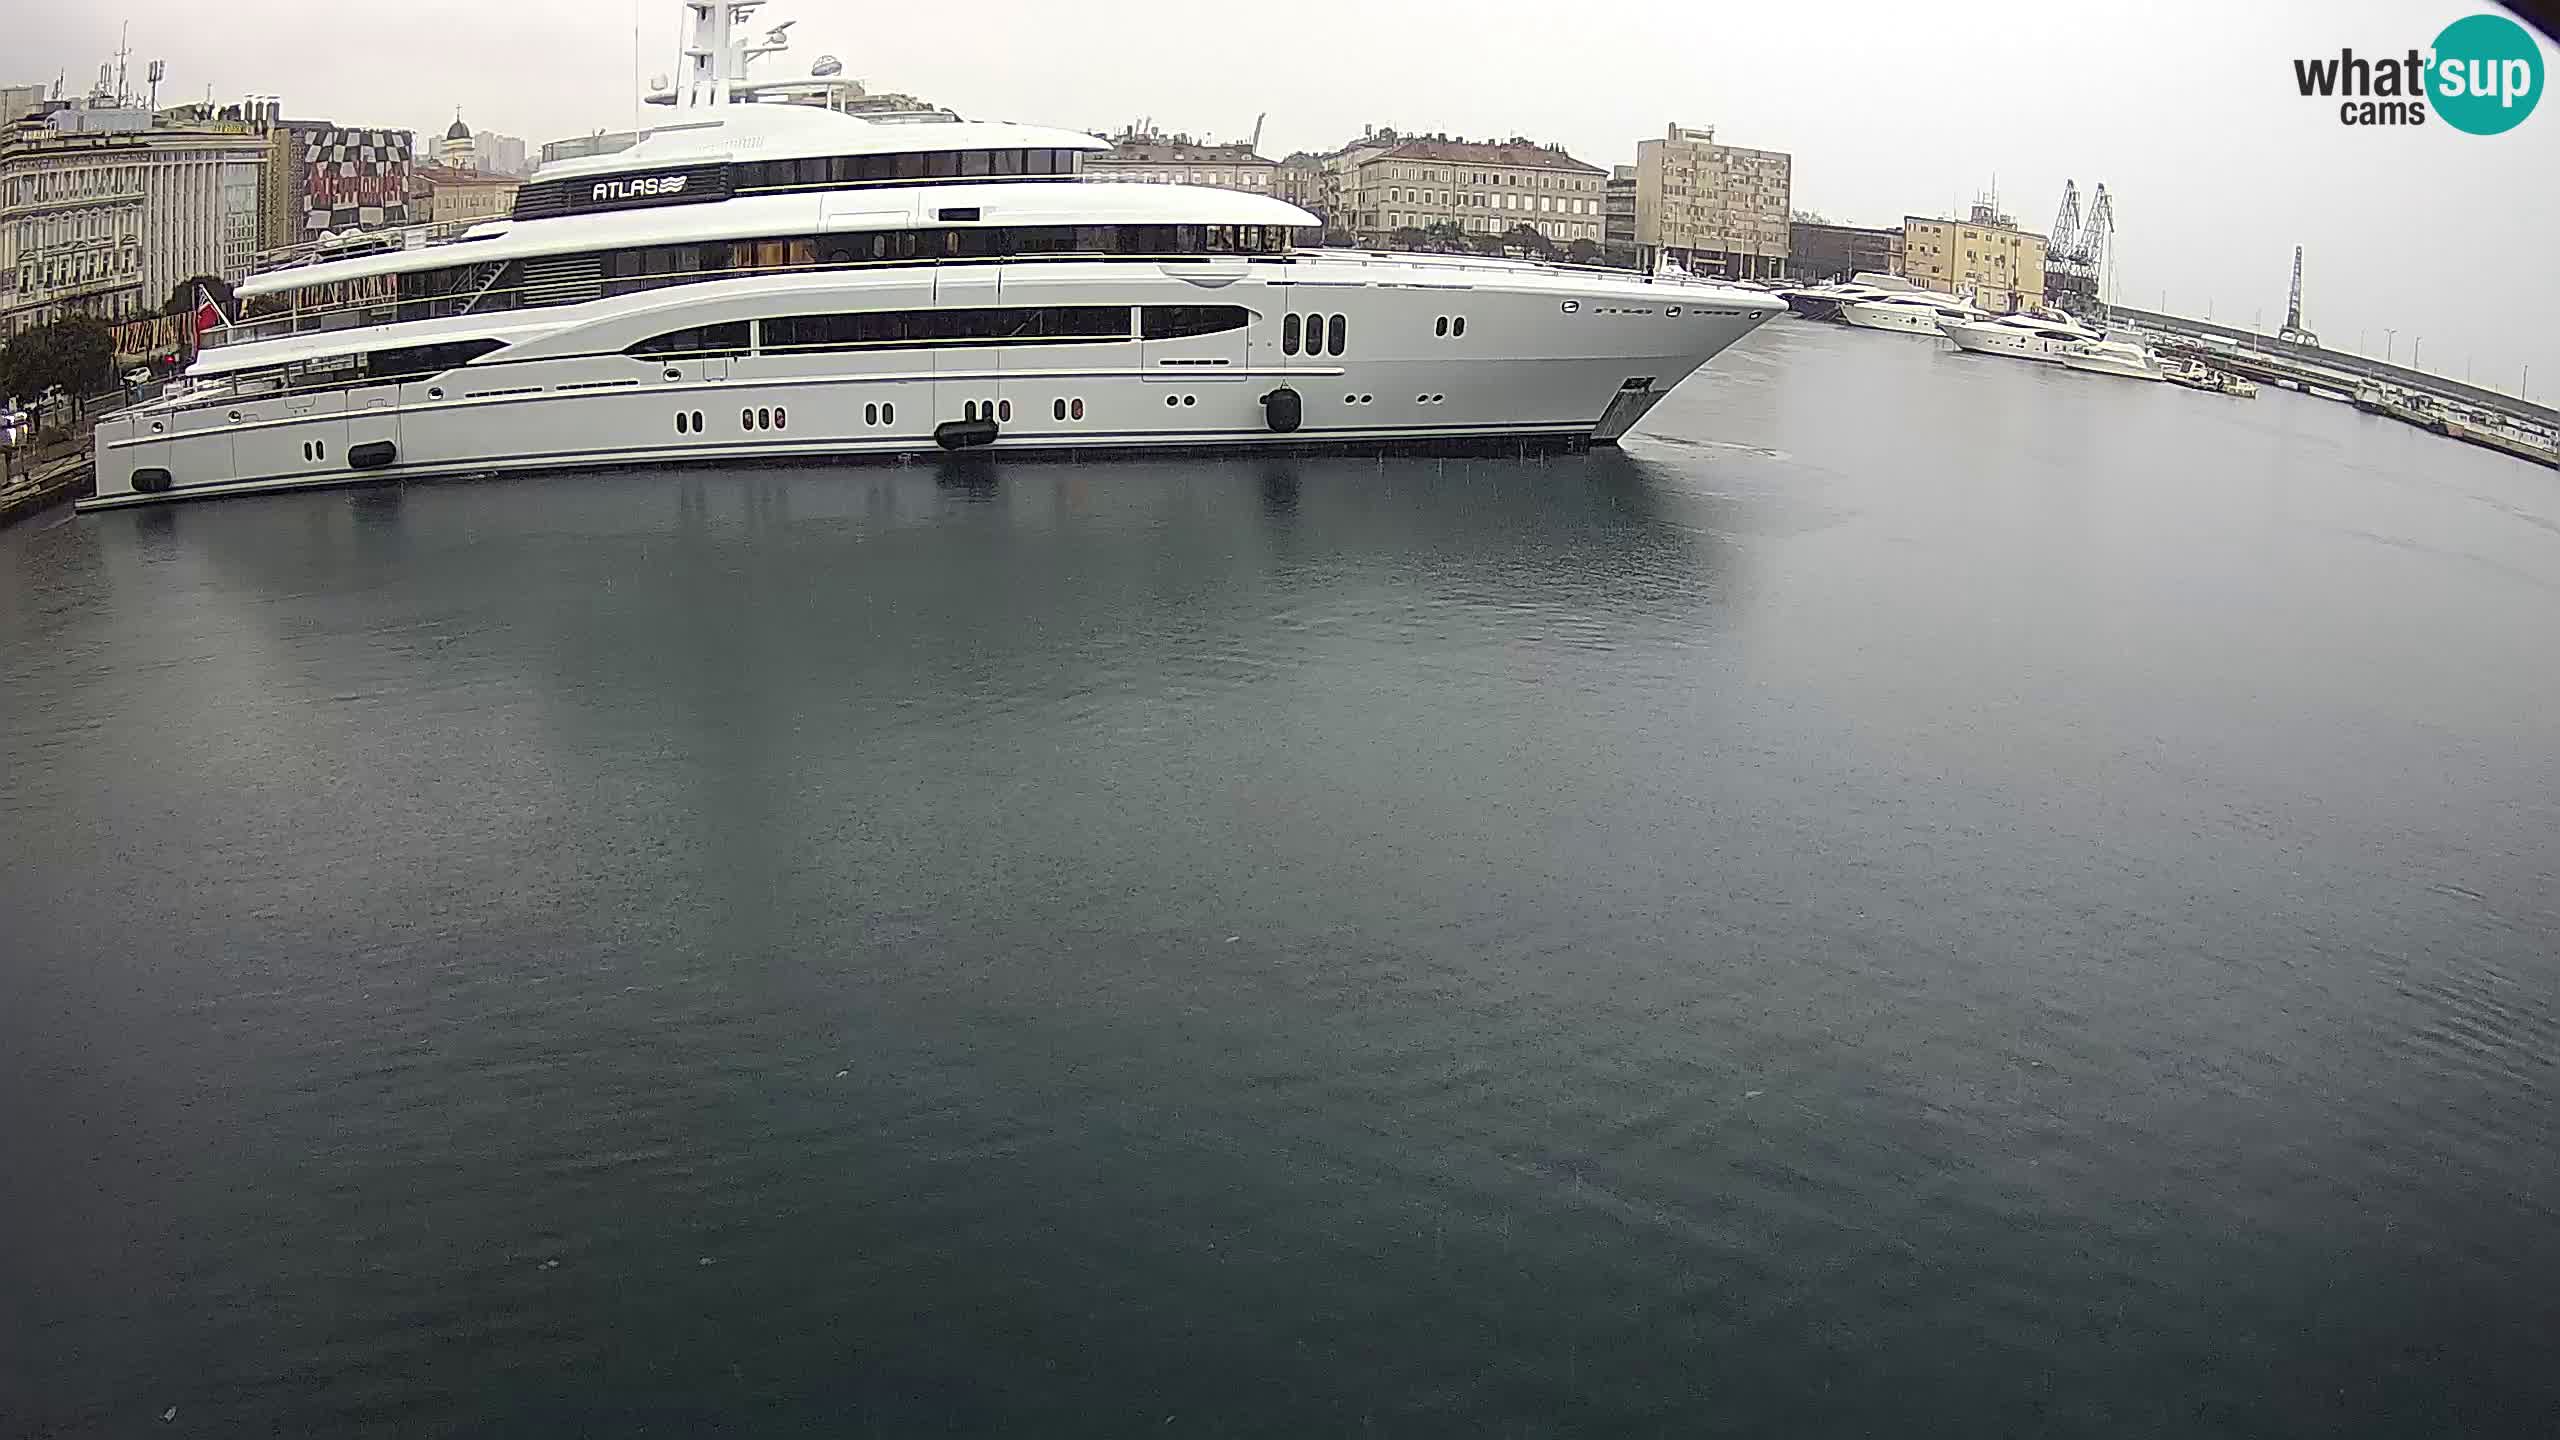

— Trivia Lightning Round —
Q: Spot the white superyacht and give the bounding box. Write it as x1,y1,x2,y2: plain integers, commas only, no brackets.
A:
83,2,1781,511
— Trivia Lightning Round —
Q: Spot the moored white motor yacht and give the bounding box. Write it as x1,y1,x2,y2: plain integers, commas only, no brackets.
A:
1939,310,2103,362
83,1,1781,512
1839,291,1985,335
2055,339,2167,381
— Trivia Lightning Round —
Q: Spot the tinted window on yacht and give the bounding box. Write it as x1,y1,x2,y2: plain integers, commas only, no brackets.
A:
1140,305,1251,340
730,150,1084,193
627,321,752,357
760,306,1133,352
367,339,506,377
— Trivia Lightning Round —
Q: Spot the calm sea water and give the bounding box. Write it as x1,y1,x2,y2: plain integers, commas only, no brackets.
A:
5,322,2557,1436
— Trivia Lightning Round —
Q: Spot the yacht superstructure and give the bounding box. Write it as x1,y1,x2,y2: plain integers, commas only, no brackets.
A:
83,2,1779,511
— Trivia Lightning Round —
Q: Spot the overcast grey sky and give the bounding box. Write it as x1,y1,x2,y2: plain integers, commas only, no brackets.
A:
18,1,2558,394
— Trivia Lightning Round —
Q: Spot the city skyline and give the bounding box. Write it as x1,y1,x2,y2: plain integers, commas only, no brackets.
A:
12,0,2556,392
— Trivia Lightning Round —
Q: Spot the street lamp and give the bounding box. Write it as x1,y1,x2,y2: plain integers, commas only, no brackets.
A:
2413,335,2423,371
2384,327,2398,364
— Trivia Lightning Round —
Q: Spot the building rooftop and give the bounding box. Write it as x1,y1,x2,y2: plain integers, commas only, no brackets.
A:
1094,139,1269,165
1377,138,1604,174
412,161,515,187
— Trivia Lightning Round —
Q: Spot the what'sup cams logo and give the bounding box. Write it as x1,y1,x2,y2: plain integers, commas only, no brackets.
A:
2292,12,2545,132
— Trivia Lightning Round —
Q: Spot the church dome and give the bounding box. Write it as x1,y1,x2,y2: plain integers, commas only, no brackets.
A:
445,116,472,141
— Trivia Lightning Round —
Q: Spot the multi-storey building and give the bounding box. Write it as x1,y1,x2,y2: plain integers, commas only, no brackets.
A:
0,84,46,126
473,129,529,178
1901,205,2046,313
1633,123,1791,279
1351,136,1605,247
1080,130,1275,193
1604,164,1637,265
257,116,414,251
1317,130,1399,241
1273,152,1326,228
411,161,519,225
1,101,265,339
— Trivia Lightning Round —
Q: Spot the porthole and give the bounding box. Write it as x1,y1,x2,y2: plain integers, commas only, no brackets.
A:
865,402,878,424
1053,398,1067,420
428,387,445,398
1452,317,1466,337
664,368,680,382
1359,394,1372,404
676,412,689,434
1069,398,1083,420
1166,395,1179,408
742,408,755,429
759,407,773,429
997,399,1011,423
773,406,786,428
1181,395,1196,407
693,411,705,431
1434,316,1448,337
1283,313,1301,355
1327,315,1347,356
965,401,978,421
883,402,895,424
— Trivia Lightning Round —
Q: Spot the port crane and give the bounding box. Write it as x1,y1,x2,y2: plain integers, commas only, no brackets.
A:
2044,181,2113,320
2277,246,2319,347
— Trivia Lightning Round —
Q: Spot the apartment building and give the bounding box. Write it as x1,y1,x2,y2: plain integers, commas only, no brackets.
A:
411,162,519,225
1082,131,1276,193
1901,208,2047,313
1604,164,1637,264
1352,136,1605,246
1633,123,1792,278
1273,153,1326,227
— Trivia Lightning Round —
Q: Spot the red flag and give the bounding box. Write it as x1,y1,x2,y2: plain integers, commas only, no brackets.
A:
192,286,224,337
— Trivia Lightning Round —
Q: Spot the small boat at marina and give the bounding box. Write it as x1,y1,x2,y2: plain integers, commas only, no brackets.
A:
2443,413,2560,468
2055,339,2166,381
2354,384,2449,432
2160,356,2257,397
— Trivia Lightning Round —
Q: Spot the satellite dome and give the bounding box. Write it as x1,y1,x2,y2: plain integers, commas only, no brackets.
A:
811,55,843,77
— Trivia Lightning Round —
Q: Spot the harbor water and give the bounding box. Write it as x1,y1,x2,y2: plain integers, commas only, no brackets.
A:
4,321,2557,1435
